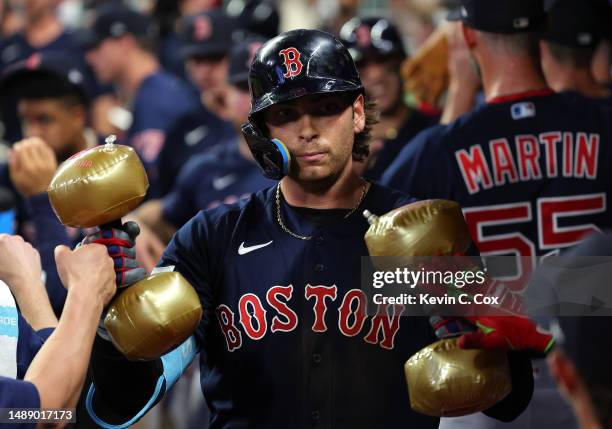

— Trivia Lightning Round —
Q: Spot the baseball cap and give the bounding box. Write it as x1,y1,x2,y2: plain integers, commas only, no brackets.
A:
180,10,236,60
228,37,266,88
0,51,94,103
227,0,279,41
77,4,152,50
448,0,546,34
544,0,600,48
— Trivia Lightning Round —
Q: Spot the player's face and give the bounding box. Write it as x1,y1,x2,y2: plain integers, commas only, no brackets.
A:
186,55,229,93
358,58,402,115
18,99,85,160
225,84,251,129
25,0,55,21
85,38,123,83
263,93,365,184
178,0,218,16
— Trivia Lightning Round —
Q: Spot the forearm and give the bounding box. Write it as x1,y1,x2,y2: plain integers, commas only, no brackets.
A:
24,286,103,409
10,279,58,330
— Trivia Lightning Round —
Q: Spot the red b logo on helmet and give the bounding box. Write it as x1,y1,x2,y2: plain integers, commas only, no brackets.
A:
279,47,303,78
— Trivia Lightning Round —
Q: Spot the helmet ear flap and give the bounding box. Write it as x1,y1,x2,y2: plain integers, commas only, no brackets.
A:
241,121,291,180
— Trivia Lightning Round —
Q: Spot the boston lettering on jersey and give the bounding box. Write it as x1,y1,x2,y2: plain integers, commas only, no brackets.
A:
457,131,599,194
216,287,405,352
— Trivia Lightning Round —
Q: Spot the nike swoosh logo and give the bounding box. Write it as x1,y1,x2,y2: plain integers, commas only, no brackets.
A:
212,174,237,191
185,125,208,146
238,240,273,255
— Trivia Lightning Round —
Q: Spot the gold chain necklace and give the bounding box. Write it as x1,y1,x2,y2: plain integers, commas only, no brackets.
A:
275,181,368,240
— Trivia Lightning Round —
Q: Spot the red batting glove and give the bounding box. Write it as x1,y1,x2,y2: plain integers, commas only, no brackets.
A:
458,316,555,355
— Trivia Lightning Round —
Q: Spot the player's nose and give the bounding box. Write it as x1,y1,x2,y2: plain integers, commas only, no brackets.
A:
297,114,318,143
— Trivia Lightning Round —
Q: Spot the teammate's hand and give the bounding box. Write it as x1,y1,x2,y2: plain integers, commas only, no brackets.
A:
134,222,165,273
8,137,58,197
82,221,147,287
54,244,116,307
0,234,43,296
458,315,555,355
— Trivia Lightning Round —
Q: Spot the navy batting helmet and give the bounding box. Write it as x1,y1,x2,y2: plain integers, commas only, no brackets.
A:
242,29,364,179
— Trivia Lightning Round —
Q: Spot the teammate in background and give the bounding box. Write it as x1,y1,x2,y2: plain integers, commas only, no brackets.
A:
338,17,435,181
591,0,612,89
0,0,115,141
0,51,99,315
135,37,276,242
539,234,612,429
82,4,202,199
84,29,546,429
540,0,610,98
154,9,237,198
382,0,612,428
0,234,116,424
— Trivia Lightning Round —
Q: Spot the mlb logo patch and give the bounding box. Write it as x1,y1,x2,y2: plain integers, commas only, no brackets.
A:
511,102,536,120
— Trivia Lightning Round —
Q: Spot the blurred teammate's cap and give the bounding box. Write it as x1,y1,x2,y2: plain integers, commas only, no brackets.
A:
227,0,279,41
228,37,266,88
544,0,600,48
448,0,546,33
339,16,406,64
78,4,152,50
0,51,93,103
180,10,236,59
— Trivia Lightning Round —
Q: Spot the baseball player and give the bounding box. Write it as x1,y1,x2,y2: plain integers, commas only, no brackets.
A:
82,4,204,199
382,0,612,427
81,29,552,429
0,51,100,315
153,9,239,198
338,17,435,181
540,0,611,99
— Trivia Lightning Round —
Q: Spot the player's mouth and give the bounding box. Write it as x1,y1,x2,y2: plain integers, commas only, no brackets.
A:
297,152,326,162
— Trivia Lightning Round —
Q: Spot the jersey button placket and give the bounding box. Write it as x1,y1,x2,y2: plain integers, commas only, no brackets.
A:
312,353,322,364
311,410,320,424
314,263,324,272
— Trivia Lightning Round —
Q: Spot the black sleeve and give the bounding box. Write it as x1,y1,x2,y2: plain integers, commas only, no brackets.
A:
482,351,534,422
88,335,165,424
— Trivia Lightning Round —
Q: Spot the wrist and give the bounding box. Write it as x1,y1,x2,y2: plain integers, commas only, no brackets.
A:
66,283,105,313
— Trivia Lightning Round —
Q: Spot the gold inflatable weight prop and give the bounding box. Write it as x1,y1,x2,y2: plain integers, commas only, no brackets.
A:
47,136,203,361
363,200,511,417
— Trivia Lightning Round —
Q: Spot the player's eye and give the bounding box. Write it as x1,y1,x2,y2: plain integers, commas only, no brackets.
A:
313,100,345,117
265,106,299,126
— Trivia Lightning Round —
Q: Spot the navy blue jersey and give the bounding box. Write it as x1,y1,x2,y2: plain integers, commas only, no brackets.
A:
126,72,203,199
155,102,236,198
162,140,276,228
157,183,441,428
0,376,39,426
363,108,435,181
16,315,53,380
382,90,612,284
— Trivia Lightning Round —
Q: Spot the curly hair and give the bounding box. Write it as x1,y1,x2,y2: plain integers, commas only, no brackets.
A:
352,93,378,162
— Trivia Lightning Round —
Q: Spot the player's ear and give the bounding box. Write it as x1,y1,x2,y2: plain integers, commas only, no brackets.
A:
352,94,365,134
461,23,477,49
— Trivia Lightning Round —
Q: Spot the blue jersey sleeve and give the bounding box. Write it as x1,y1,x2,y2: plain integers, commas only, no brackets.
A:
381,124,456,200
157,211,216,345
16,315,51,380
25,194,72,315
0,376,40,426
